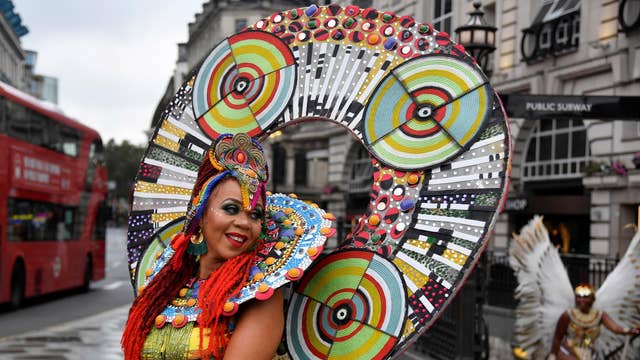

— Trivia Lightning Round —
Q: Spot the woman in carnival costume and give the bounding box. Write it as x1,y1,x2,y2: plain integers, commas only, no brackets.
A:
509,216,640,360
549,284,639,360
121,133,323,359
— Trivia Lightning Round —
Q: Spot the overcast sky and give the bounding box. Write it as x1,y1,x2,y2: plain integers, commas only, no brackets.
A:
15,0,205,145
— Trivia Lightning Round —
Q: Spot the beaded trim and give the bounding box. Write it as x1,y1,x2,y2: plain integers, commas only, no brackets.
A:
154,277,204,329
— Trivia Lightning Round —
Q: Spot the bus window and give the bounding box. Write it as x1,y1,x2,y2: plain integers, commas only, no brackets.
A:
0,96,5,133
60,125,80,157
90,139,105,165
41,118,65,153
30,111,46,147
6,100,29,142
93,201,108,240
7,198,77,241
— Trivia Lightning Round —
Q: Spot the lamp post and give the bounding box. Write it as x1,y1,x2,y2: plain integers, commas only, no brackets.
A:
455,0,497,75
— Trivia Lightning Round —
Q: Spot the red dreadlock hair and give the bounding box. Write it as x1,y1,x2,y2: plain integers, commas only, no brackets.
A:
121,144,267,360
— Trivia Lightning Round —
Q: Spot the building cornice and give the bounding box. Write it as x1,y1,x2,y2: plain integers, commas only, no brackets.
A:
0,8,25,59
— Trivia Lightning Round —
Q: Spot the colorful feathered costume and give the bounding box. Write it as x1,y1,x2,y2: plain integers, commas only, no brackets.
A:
509,216,640,359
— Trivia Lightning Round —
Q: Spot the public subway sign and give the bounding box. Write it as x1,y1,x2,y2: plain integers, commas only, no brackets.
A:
499,94,640,120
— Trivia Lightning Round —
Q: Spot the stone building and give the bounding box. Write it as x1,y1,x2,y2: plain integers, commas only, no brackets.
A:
0,1,58,102
363,0,639,356
327,0,640,259
492,0,640,261
0,0,28,90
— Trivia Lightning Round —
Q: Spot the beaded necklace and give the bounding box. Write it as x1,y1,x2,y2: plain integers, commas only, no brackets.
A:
154,277,205,329
569,308,601,327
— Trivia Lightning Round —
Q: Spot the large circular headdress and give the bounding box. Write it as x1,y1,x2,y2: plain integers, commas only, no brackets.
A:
127,4,511,359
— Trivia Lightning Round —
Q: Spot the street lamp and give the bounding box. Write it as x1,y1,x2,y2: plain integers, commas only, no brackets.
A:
455,0,497,75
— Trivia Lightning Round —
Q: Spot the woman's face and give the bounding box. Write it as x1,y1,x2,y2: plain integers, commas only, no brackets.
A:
199,178,263,265
575,294,594,313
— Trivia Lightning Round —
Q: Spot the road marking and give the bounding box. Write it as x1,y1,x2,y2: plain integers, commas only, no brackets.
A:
100,281,124,291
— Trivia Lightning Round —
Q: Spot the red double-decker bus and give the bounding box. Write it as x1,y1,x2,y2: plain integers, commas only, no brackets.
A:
0,80,108,308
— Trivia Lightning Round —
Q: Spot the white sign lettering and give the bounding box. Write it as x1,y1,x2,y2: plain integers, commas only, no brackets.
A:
525,102,593,112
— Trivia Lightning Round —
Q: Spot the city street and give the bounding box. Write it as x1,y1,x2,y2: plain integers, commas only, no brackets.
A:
0,227,132,357
0,227,437,359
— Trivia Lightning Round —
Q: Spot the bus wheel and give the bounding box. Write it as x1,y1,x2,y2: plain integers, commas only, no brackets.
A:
10,262,25,309
81,256,93,293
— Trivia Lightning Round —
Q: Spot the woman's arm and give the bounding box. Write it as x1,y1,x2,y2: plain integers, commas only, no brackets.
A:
601,312,640,335
549,312,569,358
223,289,284,360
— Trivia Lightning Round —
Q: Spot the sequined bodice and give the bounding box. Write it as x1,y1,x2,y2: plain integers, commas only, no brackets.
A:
566,308,602,350
141,278,234,360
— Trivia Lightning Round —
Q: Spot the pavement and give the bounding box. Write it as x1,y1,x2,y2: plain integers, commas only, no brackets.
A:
0,305,127,359
0,305,511,360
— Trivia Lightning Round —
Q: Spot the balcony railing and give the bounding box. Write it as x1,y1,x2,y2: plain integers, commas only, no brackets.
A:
486,251,620,309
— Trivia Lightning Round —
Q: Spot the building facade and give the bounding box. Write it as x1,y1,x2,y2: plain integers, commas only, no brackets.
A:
0,1,59,103
492,0,640,262
322,0,640,258
0,0,28,90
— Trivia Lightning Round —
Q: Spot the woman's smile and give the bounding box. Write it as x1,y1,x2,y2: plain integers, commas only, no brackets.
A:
226,232,248,247
198,178,264,274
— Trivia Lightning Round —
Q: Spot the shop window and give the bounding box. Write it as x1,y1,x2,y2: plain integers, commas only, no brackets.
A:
522,118,589,181
539,136,552,161
571,130,586,157
555,133,569,159
526,137,537,162
556,119,570,129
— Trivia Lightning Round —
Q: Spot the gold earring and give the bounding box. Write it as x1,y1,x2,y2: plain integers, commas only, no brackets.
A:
187,232,207,255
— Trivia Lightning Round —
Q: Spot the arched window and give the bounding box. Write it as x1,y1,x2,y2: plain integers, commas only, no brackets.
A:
522,118,589,181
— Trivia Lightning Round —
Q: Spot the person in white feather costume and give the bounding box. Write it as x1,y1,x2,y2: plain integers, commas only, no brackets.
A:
549,284,638,360
509,215,640,360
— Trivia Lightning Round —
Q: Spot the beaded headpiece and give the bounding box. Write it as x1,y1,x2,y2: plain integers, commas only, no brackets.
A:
184,133,268,235
574,284,595,298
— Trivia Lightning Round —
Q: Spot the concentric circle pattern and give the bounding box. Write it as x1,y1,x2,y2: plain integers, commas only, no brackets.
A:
128,4,511,359
193,31,296,138
134,218,184,292
363,55,490,169
287,250,407,360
